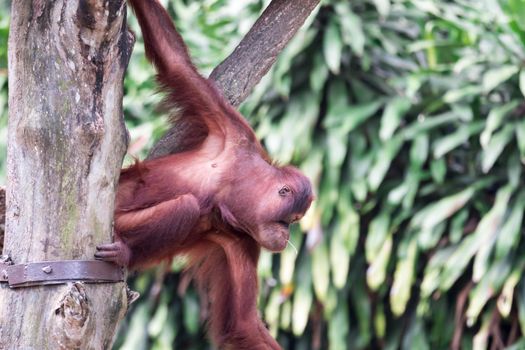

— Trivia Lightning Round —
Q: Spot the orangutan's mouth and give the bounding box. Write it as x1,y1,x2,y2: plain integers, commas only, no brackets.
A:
277,221,290,230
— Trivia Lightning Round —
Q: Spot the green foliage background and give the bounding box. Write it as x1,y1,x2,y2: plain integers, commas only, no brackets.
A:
2,0,525,349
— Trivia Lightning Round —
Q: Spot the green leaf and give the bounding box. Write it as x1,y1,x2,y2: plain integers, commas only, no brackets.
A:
264,289,282,336
328,297,349,350
430,158,447,183
257,250,273,279
120,303,150,350
335,3,365,56
368,136,404,191
402,173,420,210
450,209,469,244
473,312,491,349
350,282,372,347
326,132,347,168
374,303,386,339
466,260,510,325
367,233,393,290
432,121,484,159
149,301,168,337
348,136,372,202
520,69,525,97
482,65,519,92
312,240,330,302
324,287,338,319
292,257,313,336
280,300,292,331
443,85,483,103
441,184,513,289
324,81,383,134
182,293,200,335
331,195,359,289
310,52,329,92
351,177,368,202
423,23,437,68
279,228,303,284
412,0,440,15
365,208,391,263
388,180,409,205
508,153,523,188
323,18,343,74
151,311,176,350
507,0,525,30
390,239,418,316
494,190,525,260
506,339,525,350
518,279,525,335
379,97,411,141
420,247,455,298
516,117,525,162
497,261,524,318
418,222,445,250
372,0,391,17
403,317,430,350
410,187,475,232
481,123,514,173
410,134,429,167
480,100,519,148
402,111,458,139
453,56,482,74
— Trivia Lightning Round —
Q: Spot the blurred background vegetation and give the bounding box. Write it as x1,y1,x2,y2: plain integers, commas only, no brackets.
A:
1,0,525,349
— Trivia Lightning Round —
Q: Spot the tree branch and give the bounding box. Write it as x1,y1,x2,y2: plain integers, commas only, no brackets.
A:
147,0,320,160
210,0,320,107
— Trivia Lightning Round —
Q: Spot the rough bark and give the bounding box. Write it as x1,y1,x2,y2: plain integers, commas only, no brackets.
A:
210,0,320,107
0,187,4,253
0,1,133,349
147,0,320,160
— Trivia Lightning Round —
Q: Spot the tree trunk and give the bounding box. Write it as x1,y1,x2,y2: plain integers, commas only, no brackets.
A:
0,1,133,349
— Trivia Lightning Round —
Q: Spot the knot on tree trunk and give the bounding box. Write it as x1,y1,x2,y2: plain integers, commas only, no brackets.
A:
52,282,93,349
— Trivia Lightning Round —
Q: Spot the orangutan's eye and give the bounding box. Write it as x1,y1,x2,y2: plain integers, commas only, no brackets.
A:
279,186,291,197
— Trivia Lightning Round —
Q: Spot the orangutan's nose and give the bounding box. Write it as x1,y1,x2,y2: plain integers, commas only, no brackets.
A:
291,214,302,223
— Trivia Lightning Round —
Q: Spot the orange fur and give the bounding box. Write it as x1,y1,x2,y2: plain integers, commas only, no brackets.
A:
95,1,313,348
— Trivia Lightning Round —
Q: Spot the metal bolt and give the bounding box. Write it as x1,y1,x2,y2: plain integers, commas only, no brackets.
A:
42,265,53,274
